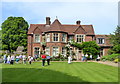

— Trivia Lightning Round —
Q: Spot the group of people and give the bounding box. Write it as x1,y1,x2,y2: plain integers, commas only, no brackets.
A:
3,54,30,65
3,55,15,65
41,54,51,66
81,54,101,62
3,54,51,66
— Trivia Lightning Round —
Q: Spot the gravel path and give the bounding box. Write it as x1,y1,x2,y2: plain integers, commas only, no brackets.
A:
92,61,119,67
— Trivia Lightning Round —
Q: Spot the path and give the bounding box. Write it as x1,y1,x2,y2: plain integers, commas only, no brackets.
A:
92,61,119,67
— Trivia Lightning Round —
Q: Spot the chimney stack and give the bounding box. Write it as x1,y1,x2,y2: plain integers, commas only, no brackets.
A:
46,17,51,25
76,20,81,25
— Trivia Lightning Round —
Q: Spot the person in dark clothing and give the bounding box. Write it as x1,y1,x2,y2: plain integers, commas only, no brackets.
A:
46,55,51,65
41,54,46,66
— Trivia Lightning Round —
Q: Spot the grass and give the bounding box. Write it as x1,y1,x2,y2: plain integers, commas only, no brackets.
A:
1,62,118,82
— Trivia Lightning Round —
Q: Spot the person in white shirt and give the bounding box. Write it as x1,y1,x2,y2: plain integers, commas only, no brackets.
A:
68,56,72,64
96,55,100,61
28,57,32,64
3,54,7,63
7,55,11,64
10,55,15,65
90,55,92,60
22,55,26,64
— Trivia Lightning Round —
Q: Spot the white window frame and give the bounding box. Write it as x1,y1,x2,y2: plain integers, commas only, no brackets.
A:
46,33,50,42
62,33,67,42
45,47,50,55
97,38,105,44
52,47,59,56
34,34,40,43
52,33,59,42
76,34,85,43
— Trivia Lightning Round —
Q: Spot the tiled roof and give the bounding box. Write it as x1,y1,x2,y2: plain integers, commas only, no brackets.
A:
28,19,95,35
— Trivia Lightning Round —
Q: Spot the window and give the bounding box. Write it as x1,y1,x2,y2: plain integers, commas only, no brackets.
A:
53,47,59,56
62,34,67,42
34,47,40,57
34,34,40,42
53,33,58,42
62,47,66,56
45,47,50,55
46,34,50,42
76,35,84,42
68,36,74,42
97,38,105,44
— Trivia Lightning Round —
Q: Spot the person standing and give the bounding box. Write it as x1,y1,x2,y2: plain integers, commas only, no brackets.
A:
68,56,72,64
28,56,32,64
96,55,100,61
46,55,51,65
3,54,7,63
7,55,11,64
22,55,26,64
16,56,19,64
10,55,15,65
90,55,93,61
41,54,46,66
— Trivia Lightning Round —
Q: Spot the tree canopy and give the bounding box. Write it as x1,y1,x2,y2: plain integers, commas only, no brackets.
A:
109,26,120,53
82,41,100,56
69,41,100,57
1,16,29,53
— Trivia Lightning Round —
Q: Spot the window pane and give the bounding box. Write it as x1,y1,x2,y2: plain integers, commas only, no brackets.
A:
35,34,40,42
45,47,50,55
53,47,59,56
76,35,84,42
34,47,40,57
53,33,58,41
46,34,50,42
98,38,105,44
62,34,66,42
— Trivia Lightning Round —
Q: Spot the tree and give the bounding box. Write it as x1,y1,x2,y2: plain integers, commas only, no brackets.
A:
82,41,100,57
109,26,120,53
1,16,29,53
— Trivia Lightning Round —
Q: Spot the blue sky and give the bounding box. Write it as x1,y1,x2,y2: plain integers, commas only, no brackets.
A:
1,0,118,34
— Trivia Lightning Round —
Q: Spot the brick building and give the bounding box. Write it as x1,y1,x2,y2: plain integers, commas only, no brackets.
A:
27,17,112,60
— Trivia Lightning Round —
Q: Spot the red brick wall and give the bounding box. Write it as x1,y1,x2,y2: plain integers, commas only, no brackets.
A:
85,36,93,42
27,34,33,56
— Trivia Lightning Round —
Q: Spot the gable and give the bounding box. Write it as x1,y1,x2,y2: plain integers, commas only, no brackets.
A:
74,26,87,34
33,27,42,34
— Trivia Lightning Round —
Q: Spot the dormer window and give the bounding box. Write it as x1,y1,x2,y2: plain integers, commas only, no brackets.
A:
34,34,40,42
97,38,105,44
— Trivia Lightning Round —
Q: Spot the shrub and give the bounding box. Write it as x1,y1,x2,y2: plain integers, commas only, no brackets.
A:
114,59,119,63
101,54,120,61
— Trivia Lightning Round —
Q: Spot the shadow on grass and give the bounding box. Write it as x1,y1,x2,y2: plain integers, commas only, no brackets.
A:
2,67,119,84
2,68,91,84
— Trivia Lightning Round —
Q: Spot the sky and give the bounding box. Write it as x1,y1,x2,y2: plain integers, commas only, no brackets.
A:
1,0,119,34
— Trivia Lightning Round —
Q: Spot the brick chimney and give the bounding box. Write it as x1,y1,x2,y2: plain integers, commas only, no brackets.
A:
76,20,81,25
46,17,51,25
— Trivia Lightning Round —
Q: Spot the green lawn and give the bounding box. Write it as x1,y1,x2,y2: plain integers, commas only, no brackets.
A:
1,62,118,82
